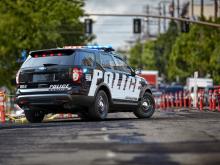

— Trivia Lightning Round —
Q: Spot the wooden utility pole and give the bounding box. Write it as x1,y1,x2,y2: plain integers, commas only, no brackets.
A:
191,0,194,18
146,5,150,37
172,0,175,17
158,4,161,34
163,3,166,31
177,0,180,17
201,0,204,18
219,0,220,17
214,0,218,21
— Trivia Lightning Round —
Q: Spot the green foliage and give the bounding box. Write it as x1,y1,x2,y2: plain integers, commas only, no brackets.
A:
142,41,157,70
129,40,156,70
154,21,179,77
0,0,92,88
129,19,220,84
129,42,142,69
168,22,220,84
129,21,178,74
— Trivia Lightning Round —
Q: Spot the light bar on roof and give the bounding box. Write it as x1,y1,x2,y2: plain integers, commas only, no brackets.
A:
63,45,113,50
63,46,83,49
86,45,113,49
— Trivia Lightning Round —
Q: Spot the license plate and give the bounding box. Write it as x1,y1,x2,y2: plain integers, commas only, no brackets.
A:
33,74,55,82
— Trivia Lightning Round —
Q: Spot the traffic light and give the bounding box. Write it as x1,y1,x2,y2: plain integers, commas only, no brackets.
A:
169,2,174,17
133,19,141,34
84,19,93,34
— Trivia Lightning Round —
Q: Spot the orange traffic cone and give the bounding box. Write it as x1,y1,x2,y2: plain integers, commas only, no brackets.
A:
0,92,6,124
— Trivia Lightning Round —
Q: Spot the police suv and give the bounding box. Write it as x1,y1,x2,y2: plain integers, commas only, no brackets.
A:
16,46,155,123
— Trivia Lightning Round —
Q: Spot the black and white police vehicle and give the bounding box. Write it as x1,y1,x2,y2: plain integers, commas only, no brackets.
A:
16,46,155,123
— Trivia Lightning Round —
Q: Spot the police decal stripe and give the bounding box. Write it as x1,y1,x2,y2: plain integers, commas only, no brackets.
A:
88,69,141,101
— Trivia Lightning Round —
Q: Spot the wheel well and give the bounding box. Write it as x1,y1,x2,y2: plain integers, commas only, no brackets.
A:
97,86,112,104
145,89,152,95
138,89,153,102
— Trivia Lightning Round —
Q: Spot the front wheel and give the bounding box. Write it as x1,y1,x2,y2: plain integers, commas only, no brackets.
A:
134,92,155,119
89,90,109,120
24,108,45,123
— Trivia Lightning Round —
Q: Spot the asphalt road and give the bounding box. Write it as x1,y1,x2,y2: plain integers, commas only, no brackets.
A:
0,109,220,165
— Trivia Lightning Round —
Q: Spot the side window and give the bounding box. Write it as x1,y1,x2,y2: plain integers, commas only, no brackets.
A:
100,53,116,70
114,56,131,74
75,51,95,67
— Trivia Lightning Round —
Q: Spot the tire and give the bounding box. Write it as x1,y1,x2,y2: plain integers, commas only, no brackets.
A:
89,90,109,120
24,108,45,123
78,112,90,121
134,92,155,119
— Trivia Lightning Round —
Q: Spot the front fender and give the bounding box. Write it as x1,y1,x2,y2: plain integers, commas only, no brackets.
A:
139,86,152,100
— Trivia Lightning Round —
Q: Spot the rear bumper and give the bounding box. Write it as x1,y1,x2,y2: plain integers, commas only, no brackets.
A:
16,93,94,107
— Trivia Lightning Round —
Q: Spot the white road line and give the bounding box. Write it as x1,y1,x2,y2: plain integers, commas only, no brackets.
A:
101,127,107,131
106,151,116,158
103,135,109,142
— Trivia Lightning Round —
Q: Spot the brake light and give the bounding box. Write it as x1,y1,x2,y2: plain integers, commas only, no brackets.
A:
16,70,21,85
33,53,62,57
72,68,82,83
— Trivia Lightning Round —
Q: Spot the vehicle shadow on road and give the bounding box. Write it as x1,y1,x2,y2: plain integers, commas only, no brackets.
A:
0,116,183,130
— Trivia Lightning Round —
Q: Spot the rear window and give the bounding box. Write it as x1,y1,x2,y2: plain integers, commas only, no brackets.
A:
21,51,75,68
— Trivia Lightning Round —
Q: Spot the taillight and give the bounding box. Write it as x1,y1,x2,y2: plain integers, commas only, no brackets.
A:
16,70,21,85
72,68,82,83
33,53,62,57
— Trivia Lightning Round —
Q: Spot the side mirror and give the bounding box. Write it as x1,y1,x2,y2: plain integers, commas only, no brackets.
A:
131,70,136,77
129,67,136,76
135,68,142,75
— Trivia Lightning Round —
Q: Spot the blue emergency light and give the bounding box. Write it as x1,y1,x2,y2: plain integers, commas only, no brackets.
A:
85,45,112,49
63,45,114,51
85,45,114,52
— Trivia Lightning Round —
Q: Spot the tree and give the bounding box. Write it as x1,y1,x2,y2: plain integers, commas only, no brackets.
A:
142,41,157,70
0,0,92,88
129,19,220,84
129,41,142,69
168,21,220,84
129,21,178,74
129,40,156,70
154,21,179,78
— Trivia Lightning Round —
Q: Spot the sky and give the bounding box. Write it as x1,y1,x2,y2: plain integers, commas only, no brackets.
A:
84,0,213,49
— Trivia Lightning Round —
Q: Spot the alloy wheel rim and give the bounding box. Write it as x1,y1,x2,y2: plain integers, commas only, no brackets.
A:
142,98,152,112
97,96,105,114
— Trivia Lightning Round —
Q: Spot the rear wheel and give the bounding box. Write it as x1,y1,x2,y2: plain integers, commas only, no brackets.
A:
134,92,155,119
24,108,45,123
89,90,109,120
78,112,90,121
